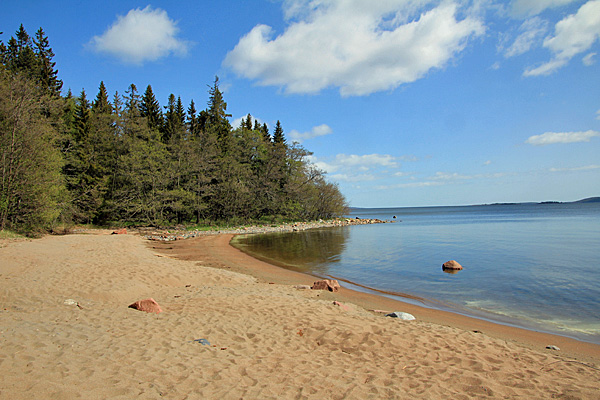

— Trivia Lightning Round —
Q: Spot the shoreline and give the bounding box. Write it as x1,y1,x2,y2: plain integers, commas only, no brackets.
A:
2,231,599,398
153,233,600,364
232,243,600,346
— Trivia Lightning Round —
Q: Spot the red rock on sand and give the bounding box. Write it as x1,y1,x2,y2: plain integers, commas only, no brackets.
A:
442,260,463,270
112,228,127,235
311,279,340,292
129,298,162,314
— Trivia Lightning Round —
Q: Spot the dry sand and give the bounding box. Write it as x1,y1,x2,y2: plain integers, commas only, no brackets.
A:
0,231,598,399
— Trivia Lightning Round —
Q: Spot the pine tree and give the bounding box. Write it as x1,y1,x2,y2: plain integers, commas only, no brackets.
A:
92,81,111,114
205,76,232,153
175,96,185,126
124,83,140,116
273,120,285,144
33,27,62,96
140,84,162,131
7,25,36,79
187,99,199,138
74,89,92,142
244,113,253,130
163,93,178,143
262,123,270,142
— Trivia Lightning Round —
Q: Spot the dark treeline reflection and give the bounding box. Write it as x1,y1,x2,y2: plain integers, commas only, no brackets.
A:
233,228,349,276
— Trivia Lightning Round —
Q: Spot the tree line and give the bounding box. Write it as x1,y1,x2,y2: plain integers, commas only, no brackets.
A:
0,25,347,234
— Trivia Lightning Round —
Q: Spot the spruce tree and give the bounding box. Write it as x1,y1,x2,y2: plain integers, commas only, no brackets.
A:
92,81,111,114
140,84,162,131
273,120,285,144
33,27,62,96
187,100,199,138
244,113,253,130
205,76,232,153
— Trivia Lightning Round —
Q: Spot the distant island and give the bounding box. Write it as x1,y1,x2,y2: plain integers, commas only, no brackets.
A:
486,197,600,206
350,197,600,211
573,197,600,203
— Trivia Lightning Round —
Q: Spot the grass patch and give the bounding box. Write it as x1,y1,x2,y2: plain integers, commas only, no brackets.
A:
0,229,25,239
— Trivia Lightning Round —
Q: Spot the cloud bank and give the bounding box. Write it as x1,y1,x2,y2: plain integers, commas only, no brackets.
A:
526,130,600,145
89,6,190,64
224,1,484,96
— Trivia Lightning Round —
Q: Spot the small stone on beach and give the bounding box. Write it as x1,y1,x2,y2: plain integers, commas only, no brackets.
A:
311,279,340,292
128,298,162,314
386,312,416,321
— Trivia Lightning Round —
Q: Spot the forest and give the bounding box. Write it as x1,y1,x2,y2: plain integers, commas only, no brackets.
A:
0,25,348,234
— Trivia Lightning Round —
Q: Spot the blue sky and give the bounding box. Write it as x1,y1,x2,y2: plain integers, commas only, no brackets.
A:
3,0,600,207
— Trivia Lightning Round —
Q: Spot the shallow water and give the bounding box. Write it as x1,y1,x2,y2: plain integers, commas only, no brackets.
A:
233,203,600,343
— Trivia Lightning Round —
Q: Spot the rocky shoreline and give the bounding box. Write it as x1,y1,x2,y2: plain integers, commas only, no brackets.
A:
142,217,392,241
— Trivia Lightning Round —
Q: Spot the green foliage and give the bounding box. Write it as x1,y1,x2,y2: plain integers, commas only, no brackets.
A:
0,70,65,233
0,24,348,232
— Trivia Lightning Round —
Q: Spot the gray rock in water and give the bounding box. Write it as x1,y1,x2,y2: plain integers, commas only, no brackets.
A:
386,312,416,321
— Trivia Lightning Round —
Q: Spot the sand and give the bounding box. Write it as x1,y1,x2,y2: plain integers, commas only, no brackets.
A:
0,231,598,399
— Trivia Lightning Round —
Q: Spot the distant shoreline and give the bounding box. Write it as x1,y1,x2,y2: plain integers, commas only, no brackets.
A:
349,196,600,210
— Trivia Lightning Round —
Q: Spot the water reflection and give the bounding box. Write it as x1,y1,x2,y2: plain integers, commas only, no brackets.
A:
232,227,349,276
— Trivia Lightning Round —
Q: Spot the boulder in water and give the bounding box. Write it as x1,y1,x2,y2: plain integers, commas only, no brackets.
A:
442,260,463,271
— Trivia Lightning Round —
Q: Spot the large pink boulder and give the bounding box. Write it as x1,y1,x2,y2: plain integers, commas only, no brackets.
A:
311,279,340,292
129,298,162,314
442,260,463,271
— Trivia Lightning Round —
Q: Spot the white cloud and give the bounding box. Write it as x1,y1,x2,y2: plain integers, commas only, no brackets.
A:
224,1,484,96
582,52,597,65
431,171,474,180
376,181,445,190
510,0,579,17
503,17,548,57
549,164,600,172
524,0,600,76
289,124,333,143
89,6,190,64
331,173,377,182
526,130,600,145
308,153,403,183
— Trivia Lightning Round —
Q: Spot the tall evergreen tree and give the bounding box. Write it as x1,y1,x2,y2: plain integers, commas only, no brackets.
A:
74,89,92,141
273,120,285,144
244,113,253,130
33,27,62,96
140,84,162,131
205,76,232,152
187,99,199,138
124,83,140,116
92,81,111,114
262,123,270,142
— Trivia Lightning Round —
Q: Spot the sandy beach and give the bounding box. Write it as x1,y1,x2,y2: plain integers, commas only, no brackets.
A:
1,231,599,399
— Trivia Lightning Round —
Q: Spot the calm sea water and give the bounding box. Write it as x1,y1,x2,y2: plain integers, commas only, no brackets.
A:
232,203,600,343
